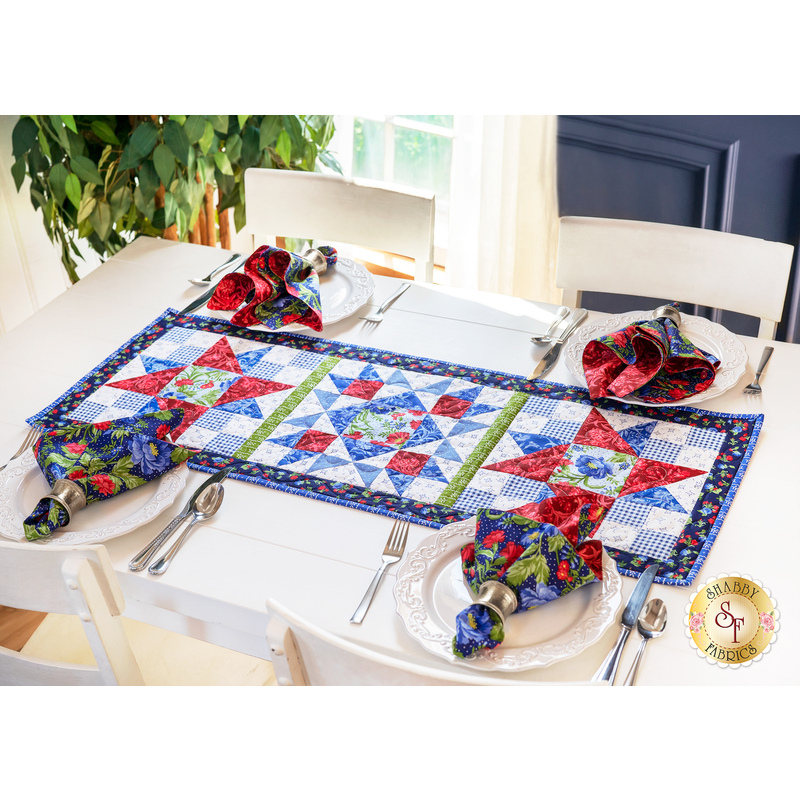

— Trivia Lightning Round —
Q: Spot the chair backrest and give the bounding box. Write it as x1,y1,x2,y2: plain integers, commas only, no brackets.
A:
0,541,143,686
244,169,436,282
265,599,605,686
556,216,794,339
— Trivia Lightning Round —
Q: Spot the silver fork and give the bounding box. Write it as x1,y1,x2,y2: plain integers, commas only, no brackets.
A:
350,520,410,624
359,283,411,324
0,425,43,472
743,346,774,395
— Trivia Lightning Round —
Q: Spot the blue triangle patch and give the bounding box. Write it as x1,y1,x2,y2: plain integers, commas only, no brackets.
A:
326,406,364,434
461,403,501,418
353,461,383,487
236,349,270,375
214,398,264,419
329,375,354,393
277,450,314,468
386,469,416,495
379,391,427,412
137,397,162,416
620,422,658,455
448,418,489,437
141,355,185,374
308,454,351,472
314,390,341,411
623,487,687,513
386,371,414,389
509,431,567,454
418,459,448,484
284,412,323,429
417,379,454,396
358,364,383,382
445,386,482,402
268,431,305,449
433,439,463,462
404,416,444,449
342,436,393,461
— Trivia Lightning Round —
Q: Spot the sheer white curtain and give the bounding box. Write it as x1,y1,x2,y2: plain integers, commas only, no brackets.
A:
445,115,560,305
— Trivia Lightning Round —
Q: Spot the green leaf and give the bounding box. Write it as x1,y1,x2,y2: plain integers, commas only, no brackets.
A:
118,142,143,171
225,132,242,163
90,120,120,145
12,117,39,158
49,115,71,153
77,194,97,225
218,181,240,212
240,124,260,169
60,115,78,134
183,115,205,144
48,163,68,205
171,115,186,126
213,150,234,176
275,130,291,167
153,143,176,188
133,185,155,220
319,151,343,174
163,119,191,165
237,114,249,131
70,155,104,185
152,192,177,229
90,200,112,240
207,114,229,134
11,157,27,191
130,121,158,158
233,200,246,232
198,121,215,154
137,159,160,204
64,172,81,209
66,127,86,158
505,553,549,589
259,115,281,149
109,185,132,222
281,115,304,150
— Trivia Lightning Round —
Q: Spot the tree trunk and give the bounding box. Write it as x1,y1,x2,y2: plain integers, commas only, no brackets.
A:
154,184,178,241
218,204,230,250
204,184,216,246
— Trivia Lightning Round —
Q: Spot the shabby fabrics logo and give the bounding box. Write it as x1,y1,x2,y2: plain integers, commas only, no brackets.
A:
685,573,778,668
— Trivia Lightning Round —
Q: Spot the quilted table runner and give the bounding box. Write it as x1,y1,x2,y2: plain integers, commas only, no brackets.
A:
29,309,763,586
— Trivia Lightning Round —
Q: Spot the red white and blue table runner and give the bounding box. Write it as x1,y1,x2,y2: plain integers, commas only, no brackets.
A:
28,309,762,586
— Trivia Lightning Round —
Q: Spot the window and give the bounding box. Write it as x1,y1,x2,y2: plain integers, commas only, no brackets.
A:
330,115,453,268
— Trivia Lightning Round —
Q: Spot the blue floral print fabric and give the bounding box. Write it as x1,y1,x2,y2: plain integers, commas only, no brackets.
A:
23,410,191,541
452,496,606,658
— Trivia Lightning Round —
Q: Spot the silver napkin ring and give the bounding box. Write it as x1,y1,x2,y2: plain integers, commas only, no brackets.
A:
42,479,87,524
301,248,328,276
475,581,518,623
653,304,681,327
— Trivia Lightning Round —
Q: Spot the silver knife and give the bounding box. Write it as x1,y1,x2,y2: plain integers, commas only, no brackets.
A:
128,465,235,571
527,308,588,380
591,564,659,684
180,257,246,314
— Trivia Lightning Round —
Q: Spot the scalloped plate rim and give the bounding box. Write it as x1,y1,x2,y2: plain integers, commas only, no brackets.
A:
0,451,186,546
393,517,623,672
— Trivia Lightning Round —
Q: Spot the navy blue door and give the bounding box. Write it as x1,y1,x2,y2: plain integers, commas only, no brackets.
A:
557,115,800,342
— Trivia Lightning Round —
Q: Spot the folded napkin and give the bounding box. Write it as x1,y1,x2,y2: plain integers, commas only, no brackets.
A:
207,244,336,331
452,496,606,659
581,304,720,403
23,410,192,541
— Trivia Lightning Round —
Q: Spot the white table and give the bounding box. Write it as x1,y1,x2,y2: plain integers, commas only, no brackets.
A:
1,237,797,685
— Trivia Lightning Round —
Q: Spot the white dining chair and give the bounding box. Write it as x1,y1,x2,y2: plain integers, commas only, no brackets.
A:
0,540,275,686
265,599,605,686
556,216,795,339
243,169,436,282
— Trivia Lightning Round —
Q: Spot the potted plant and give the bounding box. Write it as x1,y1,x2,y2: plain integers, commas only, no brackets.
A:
10,115,341,282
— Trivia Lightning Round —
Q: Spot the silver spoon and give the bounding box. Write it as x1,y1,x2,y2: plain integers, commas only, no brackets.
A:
530,306,569,344
189,253,242,286
623,598,667,685
148,483,225,574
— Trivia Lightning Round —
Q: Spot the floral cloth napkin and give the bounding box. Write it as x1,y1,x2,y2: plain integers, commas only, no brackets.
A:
452,496,606,659
23,410,192,541
206,244,336,331
581,305,720,403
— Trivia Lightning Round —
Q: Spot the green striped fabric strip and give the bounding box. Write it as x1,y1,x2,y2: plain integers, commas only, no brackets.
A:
435,390,528,508
233,355,340,460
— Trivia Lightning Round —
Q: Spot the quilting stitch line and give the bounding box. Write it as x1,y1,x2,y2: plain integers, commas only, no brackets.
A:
435,390,529,507
232,355,340,460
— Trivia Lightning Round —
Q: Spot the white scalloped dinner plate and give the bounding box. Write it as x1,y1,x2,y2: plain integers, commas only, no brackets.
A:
0,451,186,546
202,256,375,331
393,517,622,671
563,310,748,407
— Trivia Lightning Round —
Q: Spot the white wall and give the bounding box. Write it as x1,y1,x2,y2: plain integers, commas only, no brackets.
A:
0,115,71,336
